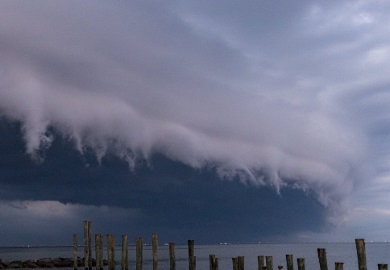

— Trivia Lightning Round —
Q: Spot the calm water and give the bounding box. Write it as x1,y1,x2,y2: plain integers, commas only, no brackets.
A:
1,242,390,269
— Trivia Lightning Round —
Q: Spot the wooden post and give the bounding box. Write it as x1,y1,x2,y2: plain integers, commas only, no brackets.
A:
73,234,78,270
335,262,343,270
232,258,238,270
83,221,88,270
266,256,273,270
210,255,214,270
286,255,293,270
355,239,367,270
169,243,175,270
258,256,264,270
99,234,103,270
95,234,100,270
378,264,388,270
136,237,143,270
188,240,194,260
238,256,244,270
83,221,90,270
210,255,218,270
297,258,305,270
122,235,128,270
88,222,92,270
152,234,158,270
318,248,328,270
107,234,115,270
188,240,195,270
190,256,197,270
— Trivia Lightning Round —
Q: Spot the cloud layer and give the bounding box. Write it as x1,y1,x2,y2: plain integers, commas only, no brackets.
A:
1,0,390,241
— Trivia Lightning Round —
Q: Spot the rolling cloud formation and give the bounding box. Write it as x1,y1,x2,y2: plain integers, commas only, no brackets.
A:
1,0,390,228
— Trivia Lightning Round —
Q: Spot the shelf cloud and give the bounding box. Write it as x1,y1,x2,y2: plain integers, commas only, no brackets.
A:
1,0,390,243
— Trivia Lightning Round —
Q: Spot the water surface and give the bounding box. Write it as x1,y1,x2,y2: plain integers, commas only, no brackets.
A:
1,242,390,269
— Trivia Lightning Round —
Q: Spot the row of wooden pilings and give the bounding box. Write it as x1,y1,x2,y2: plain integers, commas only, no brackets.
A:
233,239,387,270
77,221,173,270
250,239,380,270
77,221,388,270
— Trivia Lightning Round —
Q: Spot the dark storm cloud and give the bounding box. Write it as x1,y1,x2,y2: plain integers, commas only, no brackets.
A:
0,120,325,245
1,0,390,242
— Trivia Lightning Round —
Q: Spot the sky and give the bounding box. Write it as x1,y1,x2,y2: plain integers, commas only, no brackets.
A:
1,0,390,246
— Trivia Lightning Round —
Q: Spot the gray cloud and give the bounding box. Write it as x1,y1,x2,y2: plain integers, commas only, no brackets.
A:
1,0,390,239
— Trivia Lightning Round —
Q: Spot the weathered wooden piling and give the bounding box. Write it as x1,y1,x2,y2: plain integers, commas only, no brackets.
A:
95,234,101,270
378,264,388,270
317,248,328,270
355,239,367,270
232,258,238,270
95,235,99,270
99,234,104,270
83,221,92,270
188,240,196,270
266,256,273,270
152,234,158,270
122,235,128,270
136,237,143,270
335,262,343,270
88,222,92,270
190,256,197,270
209,255,218,270
286,255,293,270
83,222,88,270
238,256,244,270
258,256,264,270
73,234,78,270
188,240,194,259
107,234,115,270
297,258,305,270
169,243,176,270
